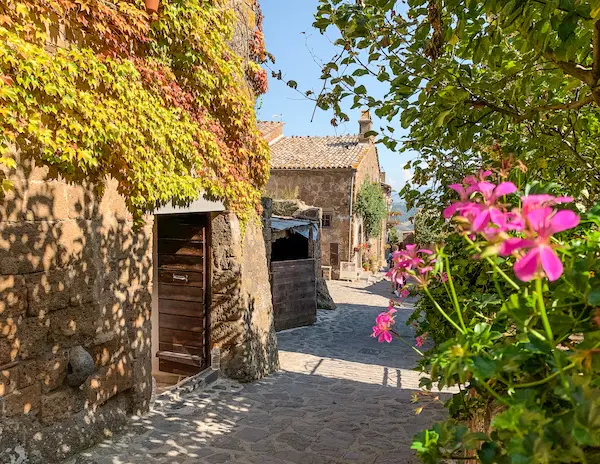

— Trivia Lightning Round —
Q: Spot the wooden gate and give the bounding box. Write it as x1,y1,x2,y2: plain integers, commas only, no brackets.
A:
156,214,210,375
271,258,316,331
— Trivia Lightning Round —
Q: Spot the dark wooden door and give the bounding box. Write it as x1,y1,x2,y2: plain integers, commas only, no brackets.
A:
157,214,210,376
272,259,317,331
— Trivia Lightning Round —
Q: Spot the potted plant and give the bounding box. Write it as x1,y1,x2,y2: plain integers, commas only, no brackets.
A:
145,0,159,14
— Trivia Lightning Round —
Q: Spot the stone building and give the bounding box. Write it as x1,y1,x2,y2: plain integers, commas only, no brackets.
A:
0,2,278,463
263,112,390,280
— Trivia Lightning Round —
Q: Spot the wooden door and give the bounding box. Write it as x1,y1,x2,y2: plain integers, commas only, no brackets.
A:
157,214,210,376
330,242,339,266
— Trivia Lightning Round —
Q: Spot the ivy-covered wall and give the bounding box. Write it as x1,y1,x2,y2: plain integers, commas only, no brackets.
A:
0,0,270,224
0,0,271,461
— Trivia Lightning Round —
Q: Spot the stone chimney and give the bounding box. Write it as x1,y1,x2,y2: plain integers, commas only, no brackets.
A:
358,110,373,143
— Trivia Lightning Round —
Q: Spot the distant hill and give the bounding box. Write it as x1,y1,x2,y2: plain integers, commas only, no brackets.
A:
390,201,416,232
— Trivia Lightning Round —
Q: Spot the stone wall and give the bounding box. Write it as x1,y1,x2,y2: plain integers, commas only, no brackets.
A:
0,154,153,463
210,212,279,382
266,170,352,279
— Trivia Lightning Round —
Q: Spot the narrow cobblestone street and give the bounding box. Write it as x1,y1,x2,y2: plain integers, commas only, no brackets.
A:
70,280,447,464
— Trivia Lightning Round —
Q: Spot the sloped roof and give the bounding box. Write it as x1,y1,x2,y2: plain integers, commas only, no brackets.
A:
269,135,369,170
257,121,284,136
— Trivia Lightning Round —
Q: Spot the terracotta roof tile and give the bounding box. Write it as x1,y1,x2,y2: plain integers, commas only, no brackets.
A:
269,135,369,170
257,121,284,136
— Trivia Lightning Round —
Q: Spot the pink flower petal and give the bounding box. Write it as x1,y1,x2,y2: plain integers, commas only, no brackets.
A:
478,182,496,196
494,182,517,197
555,196,573,204
448,184,467,198
489,207,507,226
443,203,459,219
513,248,540,282
472,210,491,231
379,331,393,343
539,246,563,281
525,207,553,232
549,210,580,234
499,237,534,256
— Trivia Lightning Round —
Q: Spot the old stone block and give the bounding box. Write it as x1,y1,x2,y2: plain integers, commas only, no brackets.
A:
0,316,20,340
211,320,246,348
0,364,19,397
90,338,122,368
24,180,70,221
0,179,26,223
212,292,244,322
131,354,152,414
0,221,57,275
19,317,50,360
212,269,242,295
48,306,99,348
57,219,93,268
40,388,84,425
66,183,98,220
26,271,71,316
0,275,27,317
3,383,41,417
85,356,133,407
38,351,69,392
127,323,152,359
17,360,37,389
0,337,18,365
98,179,130,221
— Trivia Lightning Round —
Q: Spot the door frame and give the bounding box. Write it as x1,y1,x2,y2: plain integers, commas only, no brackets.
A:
151,212,212,376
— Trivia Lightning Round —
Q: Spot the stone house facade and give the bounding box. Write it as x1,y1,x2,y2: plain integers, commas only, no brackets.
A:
263,112,389,280
0,2,278,462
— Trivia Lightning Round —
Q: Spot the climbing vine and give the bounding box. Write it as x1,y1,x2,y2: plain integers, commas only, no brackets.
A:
354,181,387,238
0,0,270,223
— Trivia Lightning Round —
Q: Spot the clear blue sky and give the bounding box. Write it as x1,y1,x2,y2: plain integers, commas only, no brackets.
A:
257,0,414,198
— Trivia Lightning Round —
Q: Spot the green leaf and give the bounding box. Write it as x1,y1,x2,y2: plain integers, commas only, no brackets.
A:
435,109,452,128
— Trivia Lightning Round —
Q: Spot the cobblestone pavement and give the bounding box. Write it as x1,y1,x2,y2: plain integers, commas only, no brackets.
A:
69,279,448,464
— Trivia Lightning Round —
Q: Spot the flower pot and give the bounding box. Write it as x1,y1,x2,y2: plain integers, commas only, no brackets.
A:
145,0,159,13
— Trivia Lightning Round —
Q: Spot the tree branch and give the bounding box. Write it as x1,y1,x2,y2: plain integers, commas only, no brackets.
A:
530,94,595,113
544,50,594,86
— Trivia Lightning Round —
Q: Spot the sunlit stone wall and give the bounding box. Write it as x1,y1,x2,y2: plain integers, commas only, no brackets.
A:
0,151,154,463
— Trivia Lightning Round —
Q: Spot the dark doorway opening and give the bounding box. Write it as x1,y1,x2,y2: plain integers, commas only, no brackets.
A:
272,233,309,261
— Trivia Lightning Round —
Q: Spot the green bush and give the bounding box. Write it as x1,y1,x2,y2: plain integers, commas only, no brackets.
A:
354,181,387,238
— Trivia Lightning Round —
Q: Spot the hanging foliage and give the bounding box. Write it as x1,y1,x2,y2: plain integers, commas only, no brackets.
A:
354,181,387,238
0,0,270,224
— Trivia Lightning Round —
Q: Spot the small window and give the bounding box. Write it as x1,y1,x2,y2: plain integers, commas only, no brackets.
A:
322,213,333,228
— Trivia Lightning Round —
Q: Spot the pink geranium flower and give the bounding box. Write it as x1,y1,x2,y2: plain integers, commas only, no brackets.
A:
521,194,573,215
415,336,424,347
470,181,517,232
400,288,410,298
499,205,579,281
372,308,397,343
463,170,492,193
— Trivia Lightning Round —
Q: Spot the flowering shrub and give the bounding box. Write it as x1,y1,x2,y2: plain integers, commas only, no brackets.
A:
377,170,600,463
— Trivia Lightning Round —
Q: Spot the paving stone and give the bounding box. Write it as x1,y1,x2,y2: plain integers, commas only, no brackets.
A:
66,280,450,464
236,427,271,442
275,431,313,451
